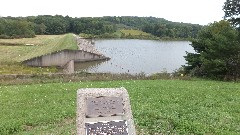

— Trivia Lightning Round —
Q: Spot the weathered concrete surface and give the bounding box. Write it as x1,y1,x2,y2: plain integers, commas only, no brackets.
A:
23,49,109,67
77,88,136,135
63,60,74,74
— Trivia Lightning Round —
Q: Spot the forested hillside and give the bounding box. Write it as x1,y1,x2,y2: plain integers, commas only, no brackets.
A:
0,15,203,39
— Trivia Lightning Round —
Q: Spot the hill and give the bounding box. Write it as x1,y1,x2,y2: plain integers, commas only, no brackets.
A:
0,16,203,39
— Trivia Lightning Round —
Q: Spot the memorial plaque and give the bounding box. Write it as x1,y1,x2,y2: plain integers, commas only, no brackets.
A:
85,120,127,135
86,96,124,117
77,88,136,135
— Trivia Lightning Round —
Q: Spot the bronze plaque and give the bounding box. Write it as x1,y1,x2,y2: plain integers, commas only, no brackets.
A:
86,96,124,117
85,121,127,135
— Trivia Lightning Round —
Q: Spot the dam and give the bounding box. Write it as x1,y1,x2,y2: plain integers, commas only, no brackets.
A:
23,36,110,73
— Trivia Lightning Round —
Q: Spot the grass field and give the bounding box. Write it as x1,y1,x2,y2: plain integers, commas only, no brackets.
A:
0,34,78,74
119,29,160,40
120,29,152,36
80,29,157,39
0,79,239,134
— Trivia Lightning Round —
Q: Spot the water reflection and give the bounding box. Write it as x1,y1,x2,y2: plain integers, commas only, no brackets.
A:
74,39,194,75
74,60,107,73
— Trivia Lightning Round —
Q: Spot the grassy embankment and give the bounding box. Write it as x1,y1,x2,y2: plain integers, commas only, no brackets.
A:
80,29,189,40
0,34,78,74
118,29,155,39
80,29,160,40
0,79,239,134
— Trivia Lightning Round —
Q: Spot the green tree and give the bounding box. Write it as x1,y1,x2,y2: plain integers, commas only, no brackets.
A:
34,23,47,35
0,18,35,38
0,19,4,34
184,20,240,80
223,0,240,28
34,15,69,34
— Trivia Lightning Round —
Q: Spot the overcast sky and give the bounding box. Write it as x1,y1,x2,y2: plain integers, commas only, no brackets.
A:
0,0,226,25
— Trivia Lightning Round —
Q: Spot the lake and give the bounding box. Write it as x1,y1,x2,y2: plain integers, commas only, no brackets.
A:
75,39,194,75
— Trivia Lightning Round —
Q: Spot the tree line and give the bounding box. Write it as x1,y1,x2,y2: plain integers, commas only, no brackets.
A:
184,0,240,80
0,15,202,39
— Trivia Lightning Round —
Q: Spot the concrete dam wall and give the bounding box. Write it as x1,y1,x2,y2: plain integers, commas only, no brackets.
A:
23,49,110,67
23,36,109,74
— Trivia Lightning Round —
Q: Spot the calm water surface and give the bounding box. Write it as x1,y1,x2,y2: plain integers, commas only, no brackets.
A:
75,39,194,75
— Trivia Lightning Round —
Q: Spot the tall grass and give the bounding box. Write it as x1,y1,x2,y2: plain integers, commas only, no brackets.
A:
0,80,239,134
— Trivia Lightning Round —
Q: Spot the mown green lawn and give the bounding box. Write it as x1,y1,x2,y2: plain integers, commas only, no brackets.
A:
0,79,239,134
